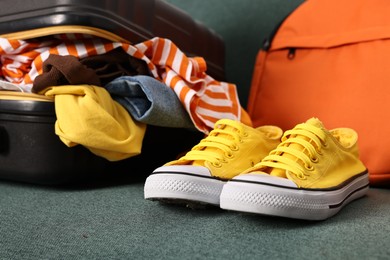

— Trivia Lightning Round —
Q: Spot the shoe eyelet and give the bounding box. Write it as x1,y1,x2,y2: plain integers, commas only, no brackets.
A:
297,174,307,180
230,144,239,151
242,132,249,137
211,162,222,168
311,156,319,163
305,164,314,171
225,152,234,159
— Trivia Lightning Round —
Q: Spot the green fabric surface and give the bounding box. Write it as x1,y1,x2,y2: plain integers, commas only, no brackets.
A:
0,179,389,259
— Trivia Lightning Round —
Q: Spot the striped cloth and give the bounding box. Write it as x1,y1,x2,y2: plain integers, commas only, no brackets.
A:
0,34,247,133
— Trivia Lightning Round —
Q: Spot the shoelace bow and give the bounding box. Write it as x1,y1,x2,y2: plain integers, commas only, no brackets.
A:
258,123,326,179
179,120,247,167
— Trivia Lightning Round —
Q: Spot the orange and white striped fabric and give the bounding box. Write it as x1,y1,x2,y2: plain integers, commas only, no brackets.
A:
0,34,249,133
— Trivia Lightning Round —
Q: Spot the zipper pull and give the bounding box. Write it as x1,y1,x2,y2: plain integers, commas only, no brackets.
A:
288,48,296,59
262,39,271,51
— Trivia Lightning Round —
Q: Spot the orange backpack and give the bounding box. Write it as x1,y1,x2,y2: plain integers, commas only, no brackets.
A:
247,0,390,187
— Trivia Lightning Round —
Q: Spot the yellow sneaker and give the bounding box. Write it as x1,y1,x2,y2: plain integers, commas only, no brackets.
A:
144,119,283,207
220,118,369,220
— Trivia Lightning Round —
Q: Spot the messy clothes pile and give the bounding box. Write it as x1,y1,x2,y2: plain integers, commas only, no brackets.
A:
0,34,251,161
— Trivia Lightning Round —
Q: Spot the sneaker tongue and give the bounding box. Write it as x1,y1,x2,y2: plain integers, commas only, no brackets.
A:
269,117,323,178
306,117,324,128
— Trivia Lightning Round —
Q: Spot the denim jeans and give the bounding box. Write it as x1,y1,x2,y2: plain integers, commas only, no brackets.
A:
105,75,195,129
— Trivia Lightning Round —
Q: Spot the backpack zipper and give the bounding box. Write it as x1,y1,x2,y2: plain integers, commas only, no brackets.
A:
288,48,296,59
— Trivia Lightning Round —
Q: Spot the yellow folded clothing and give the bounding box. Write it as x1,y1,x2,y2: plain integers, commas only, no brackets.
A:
42,85,146,161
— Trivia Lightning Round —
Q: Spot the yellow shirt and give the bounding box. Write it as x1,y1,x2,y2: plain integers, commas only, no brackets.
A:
43,85,146,161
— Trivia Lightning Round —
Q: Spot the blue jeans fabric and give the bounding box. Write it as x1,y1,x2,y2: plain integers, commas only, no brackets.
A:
105,75,196,129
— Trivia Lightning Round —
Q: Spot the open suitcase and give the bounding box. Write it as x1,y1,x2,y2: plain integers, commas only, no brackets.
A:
0,0,225,185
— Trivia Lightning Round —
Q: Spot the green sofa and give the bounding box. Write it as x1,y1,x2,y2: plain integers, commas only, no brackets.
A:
1,1,389,259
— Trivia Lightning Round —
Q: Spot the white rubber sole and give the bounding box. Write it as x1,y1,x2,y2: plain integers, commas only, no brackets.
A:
144,167,226,206
220,173,369,220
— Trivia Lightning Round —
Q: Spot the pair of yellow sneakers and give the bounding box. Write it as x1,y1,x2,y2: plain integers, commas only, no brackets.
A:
144,118,369,220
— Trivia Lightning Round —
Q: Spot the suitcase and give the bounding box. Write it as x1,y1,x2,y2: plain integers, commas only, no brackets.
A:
0,0,221,185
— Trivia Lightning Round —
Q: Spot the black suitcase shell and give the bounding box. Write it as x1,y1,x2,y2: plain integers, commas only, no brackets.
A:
0,94,108,184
